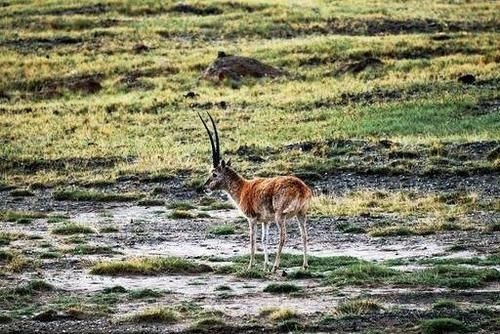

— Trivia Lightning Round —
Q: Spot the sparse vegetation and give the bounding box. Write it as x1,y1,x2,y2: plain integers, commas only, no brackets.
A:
54,188,143,202
260,307,299,321
123,307,178,323
0,211,47,222
263,283,303,294
189,317,226,331
167,201,196,211
167,210,195,219
432,299,459,310
90,257,212,276
332,299,383,317
208,224,236,235
420,318,466,334
137,198,165,206
52,222,95,235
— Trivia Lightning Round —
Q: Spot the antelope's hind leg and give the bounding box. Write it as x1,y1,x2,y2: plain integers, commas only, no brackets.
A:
261,223,270,271
247,219,257,270
297,213,309,270
271,215,287,273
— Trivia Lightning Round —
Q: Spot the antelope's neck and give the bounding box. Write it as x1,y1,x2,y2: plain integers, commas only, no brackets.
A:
224,172,247,206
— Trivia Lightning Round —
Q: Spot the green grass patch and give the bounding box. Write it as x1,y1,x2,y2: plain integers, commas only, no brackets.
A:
167,201,196,210
128,288,164,299
208,224,236,235
260,307,299,321
326,262,399,286
263,283,303,294
52,222,95,235
338,222,366,234
16,217,33,224
14,280,54,295
420,318,466,334
39,251,61,259
332,298,383,317
90,257,212,276
0,210,47,222
10,189,34,197
137,198,165,206
100,226,119,233
432,299,459,310
54,188,143,202
167,210,195,219
189,317,226,331
67,245,116,255
123,307,178,323
394,265,499,288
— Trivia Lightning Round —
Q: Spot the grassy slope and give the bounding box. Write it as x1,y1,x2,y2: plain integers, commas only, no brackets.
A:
0,0,498,186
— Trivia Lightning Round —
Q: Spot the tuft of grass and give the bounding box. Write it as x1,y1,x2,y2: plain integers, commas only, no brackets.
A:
54,188,143,202
394,265,499,288
167,201,196,210
369,225,414,237
52,222,95,235
39,251,61,259
260,307,298,321
208,224,236,235
189,317,226,331
326,262,399,286
128,288,164,299
67,245,116,255
332,299,382,317
16,217,33,224
199,197,234,210
432,299,459,310
137,198,165,206
0,210,47,222
338,222,366,234
263,283,303,294
46,215,69,224
420,318,466,334
487,222,500,232
10,189,34,197
123,307,178,323
167,210,195,219
0,232,24,246
90,257,212,276
14,280,54,295
1,253,32,273
100,226,119,233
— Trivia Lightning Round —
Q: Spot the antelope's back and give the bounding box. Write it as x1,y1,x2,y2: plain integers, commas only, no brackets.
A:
240,175,311,219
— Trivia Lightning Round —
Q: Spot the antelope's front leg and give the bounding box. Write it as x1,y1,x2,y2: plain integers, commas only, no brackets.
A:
247,219,257,270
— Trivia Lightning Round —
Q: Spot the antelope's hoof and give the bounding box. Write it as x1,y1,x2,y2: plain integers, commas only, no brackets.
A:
302,264,309,270
271,265,278,273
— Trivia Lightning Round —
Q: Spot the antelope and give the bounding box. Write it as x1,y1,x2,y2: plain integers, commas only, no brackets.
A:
198,112,312,273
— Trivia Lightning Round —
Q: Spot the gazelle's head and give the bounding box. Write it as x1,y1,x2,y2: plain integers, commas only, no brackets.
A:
198,111,233,191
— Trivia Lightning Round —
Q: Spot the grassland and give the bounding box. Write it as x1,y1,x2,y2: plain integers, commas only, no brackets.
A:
0,0,498,187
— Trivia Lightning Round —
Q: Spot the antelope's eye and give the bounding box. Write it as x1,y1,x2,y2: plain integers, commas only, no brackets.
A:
212,172,217,177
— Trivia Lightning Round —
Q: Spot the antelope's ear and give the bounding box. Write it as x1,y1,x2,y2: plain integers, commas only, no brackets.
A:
220,159,226,168
226,158,231,167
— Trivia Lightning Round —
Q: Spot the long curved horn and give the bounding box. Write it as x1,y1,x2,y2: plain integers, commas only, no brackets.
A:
206,112,220,163
198,112,219,167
